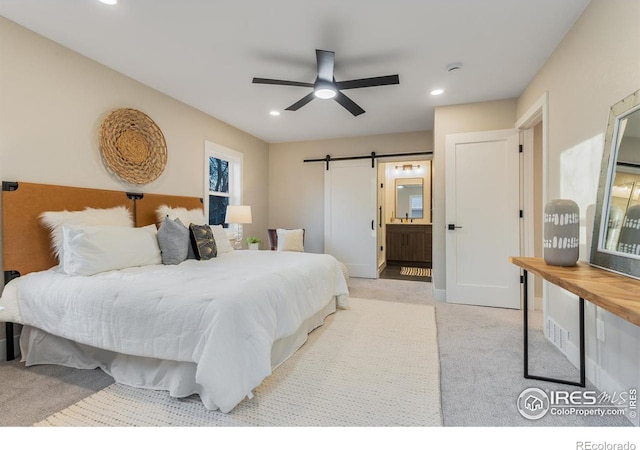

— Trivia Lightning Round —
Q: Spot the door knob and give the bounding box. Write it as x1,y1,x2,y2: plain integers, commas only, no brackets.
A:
448,224,463,230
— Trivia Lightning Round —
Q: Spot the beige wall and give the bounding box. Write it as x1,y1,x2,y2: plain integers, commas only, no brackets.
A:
0,17,269,346
517,0,640,415
268,131,432,254
431,99,518,296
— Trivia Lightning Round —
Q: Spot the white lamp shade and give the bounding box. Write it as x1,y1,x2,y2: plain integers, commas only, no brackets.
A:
225,205,252,224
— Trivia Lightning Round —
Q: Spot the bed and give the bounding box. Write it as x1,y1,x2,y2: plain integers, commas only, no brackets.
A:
0,182,349,413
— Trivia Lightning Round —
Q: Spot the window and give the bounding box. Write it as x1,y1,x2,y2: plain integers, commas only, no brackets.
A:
410,195,423,218
204,141,243,226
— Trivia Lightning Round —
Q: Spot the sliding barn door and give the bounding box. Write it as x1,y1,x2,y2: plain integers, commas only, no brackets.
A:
325,159,377,278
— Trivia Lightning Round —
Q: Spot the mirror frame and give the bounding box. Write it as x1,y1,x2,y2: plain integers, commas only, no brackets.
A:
590,88,640,279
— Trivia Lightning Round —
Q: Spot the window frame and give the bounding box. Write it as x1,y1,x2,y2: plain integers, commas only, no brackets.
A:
204,141,243,226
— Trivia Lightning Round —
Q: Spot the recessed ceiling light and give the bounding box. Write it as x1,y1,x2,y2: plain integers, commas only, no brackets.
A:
269,111,280,116
98,0,117,5
430,89,444,96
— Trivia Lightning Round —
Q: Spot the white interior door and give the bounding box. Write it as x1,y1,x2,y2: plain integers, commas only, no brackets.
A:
325,159,377,278
445,129,521,308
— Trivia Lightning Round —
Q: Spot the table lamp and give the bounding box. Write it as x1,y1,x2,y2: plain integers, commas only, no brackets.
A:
225,205,252,249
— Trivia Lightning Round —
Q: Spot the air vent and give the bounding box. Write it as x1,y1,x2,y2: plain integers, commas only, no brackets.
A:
546,317,569,351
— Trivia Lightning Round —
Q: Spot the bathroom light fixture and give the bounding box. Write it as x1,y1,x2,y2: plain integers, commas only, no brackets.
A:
395,164,421,171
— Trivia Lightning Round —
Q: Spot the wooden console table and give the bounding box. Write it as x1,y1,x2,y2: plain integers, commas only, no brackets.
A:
509,256,640,387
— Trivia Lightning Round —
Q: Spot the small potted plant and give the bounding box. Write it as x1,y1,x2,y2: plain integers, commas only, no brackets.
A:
245,236,261,250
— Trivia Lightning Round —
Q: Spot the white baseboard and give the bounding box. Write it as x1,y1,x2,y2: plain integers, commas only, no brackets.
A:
588,358,639,426
0,334,21,361
545,334,637,426
432,287,446,302
534,295,543,311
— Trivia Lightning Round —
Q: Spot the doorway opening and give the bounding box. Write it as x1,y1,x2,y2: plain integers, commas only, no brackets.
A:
517,92,548,312
377,159,433,282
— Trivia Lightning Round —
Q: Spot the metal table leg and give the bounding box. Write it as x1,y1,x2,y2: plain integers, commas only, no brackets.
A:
523,269,585,387
5,322,15,361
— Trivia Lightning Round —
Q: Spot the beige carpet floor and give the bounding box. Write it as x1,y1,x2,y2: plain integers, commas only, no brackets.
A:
34,297,442,427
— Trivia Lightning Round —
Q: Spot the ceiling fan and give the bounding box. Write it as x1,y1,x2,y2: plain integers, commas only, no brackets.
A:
252,49,400,116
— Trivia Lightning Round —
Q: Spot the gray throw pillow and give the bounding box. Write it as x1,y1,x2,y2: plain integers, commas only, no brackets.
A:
157,217,190,265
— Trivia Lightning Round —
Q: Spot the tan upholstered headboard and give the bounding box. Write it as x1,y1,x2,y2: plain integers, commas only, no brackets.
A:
134,193,204,227
1,181,205,277
1,181,134,276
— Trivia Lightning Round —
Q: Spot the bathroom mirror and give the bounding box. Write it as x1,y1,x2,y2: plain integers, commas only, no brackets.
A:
590,89,640,278
395,177,423,219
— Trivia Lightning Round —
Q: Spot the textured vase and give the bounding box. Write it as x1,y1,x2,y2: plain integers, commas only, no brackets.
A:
616,205,640,256
543,199,579,266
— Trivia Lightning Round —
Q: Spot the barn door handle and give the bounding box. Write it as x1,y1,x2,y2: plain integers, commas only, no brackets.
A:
371,219,375,230
379,206,382,227
448,224,462,230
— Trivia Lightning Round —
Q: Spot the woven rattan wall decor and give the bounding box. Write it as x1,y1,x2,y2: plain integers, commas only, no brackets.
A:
99,108,167,185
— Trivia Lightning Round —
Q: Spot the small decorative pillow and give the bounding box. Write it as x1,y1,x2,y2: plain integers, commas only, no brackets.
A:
209,224,234,254
157,217,190,265
189,224,217,260
276,228,304,252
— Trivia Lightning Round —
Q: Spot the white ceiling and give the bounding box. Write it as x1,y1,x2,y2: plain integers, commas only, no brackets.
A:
0,0,590,143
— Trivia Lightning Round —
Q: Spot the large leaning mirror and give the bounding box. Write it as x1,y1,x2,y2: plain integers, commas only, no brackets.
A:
590,88,640,278
395,177,424,220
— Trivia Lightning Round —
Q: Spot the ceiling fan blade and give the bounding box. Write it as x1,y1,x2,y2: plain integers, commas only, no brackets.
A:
335,74,400,90
334,91,365,116
316,49,335,83
285,92,316,111
252,77,314,88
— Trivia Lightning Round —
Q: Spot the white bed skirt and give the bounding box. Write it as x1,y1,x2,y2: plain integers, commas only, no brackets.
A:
20,297,338,410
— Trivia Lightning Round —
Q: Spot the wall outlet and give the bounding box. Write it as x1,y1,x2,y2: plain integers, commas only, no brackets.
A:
596,318,605,342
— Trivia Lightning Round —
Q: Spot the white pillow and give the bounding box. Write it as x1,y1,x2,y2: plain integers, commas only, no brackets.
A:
40,206,133,260
210,224,234,254
276,228,304,252
156,205,206,227
62,224,161,276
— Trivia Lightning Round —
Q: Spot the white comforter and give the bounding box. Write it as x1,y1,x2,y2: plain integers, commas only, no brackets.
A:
0,251,349,412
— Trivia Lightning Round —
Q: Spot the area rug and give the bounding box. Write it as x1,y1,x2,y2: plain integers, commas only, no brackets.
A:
34,298,442,427
400,267,432,277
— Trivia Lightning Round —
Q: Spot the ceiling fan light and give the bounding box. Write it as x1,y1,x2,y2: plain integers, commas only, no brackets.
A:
314,87,337,99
